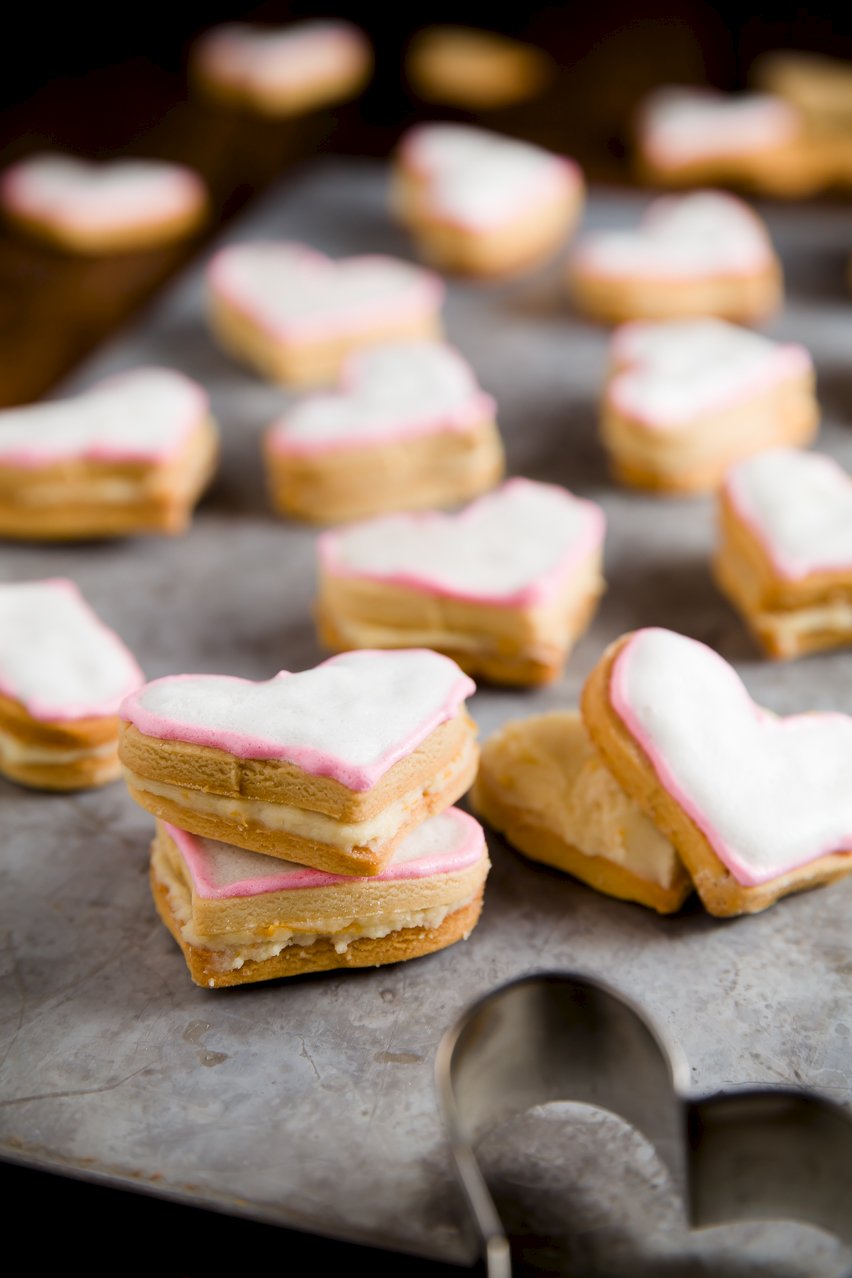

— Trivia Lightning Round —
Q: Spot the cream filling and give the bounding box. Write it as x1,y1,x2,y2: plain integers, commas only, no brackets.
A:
482,711,680,889
154,838,474,969
757,597,852,638
7,479,147,505
0,727,116,766
126,756,465,851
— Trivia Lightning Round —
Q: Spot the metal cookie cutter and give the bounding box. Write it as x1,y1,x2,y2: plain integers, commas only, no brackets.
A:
435,972,852,1276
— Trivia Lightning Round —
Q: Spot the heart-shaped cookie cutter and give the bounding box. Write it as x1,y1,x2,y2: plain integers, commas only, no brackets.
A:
435,972,852,1276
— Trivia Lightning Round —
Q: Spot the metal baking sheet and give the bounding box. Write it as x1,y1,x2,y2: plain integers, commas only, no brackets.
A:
2,161,852,1276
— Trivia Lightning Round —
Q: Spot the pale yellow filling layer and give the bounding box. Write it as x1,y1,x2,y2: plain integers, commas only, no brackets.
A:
0,727,116,766
126,756,465,851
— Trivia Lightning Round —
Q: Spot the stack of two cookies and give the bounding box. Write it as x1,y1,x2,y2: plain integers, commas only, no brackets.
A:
117,649,488,988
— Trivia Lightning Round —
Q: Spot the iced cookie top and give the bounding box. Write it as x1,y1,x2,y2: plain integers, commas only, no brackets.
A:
0,579,143,721
0,154,206,232
121,649,475,791
399,123,581,229
638,87,800,167
319,478,605,605
208,242,444,341
610,627,852,886
571,191,776,280
193,20,370,95
725,449,852,579
267,341,493,455
167,806,486,898
608,319,811,429
0,368,209,468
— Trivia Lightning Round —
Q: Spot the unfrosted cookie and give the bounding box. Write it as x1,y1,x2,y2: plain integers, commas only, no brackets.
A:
0,368,219,540
393,124,583,276
405,26,553,110
581,627,852,916
471,710,691,913
568,191,782,325
119,649,479,877
191,20,372,117
0,579,143,790
0,154,208,254
150,808,489,987
715,448,852,659
602,318,817,493
316,478,605,685
635,85,852,197
207,242,444,386
264,340,504,524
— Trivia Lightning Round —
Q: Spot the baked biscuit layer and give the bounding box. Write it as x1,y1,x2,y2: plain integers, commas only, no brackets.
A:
472,710,690,912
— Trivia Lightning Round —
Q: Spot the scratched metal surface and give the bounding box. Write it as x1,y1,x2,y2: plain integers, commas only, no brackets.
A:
2,162,852,1276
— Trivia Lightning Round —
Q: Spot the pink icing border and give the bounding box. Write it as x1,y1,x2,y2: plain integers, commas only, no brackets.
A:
0,156,206,233
196,20,370,86
119,649,476,791
607,323,812,430
0,367,209,468
639,88,800,169
570,191,774,282
207,242,445,343
399,124,582,231
0,577,144,721
610,627,852,886
166,806,485,899
266,341,495,457
318,477,606,606
724,450,852,581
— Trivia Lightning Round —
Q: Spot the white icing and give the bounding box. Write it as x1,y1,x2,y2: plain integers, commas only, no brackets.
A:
209,243,441,339
0,368,206,466
0,580,142,720
269,341,489,450
124,649,474,788
403,124,575,228
609,319,808,427
2,155,203,231
614,628,852,884
574,192,774,279
640,88,800,165
196,21,366,92
727,449,852,578
321,479,602,602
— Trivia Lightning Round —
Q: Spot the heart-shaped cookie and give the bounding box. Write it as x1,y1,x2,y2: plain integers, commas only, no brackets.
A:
398,124,581,230
0,368,208,467
0,154,207,252
638,88,800,169
608,319,812,429
574,191,775,280
583,627,852,913
268,341,494,456
121,648,475,791
320,478,604,605
207,242,444,385
191,20,371,115
724,448,852,579
0,578,142,721
569,192,782,326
